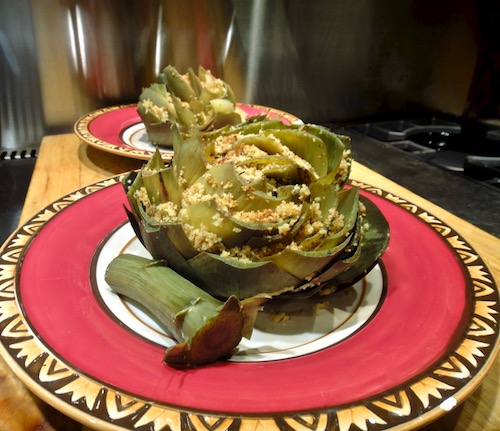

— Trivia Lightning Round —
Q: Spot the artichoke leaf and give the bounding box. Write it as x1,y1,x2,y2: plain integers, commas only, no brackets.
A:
139,120,175,147
203,119,287,142
237,155,316,185
328,195,390,288
308,182,339,220
211,111,244,130
262,128,328,178
302,124,350,186
172,133,207,189
313,187,360,251
171,95,197,128
160,65,197,102
180,200,260,248
269,248,336,280
137,220,202,284
314,218,363,285
187,252,301,299
244,202,311,248
235,135,285,155
138,84,176,117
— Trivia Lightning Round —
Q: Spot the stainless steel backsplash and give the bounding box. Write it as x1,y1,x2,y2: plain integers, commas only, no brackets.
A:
0,0,481,149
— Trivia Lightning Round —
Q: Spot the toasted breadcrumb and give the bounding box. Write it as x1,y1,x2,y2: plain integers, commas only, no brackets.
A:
136,128,353,260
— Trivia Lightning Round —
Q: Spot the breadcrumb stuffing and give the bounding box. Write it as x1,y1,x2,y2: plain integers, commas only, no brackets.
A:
135,126,355,261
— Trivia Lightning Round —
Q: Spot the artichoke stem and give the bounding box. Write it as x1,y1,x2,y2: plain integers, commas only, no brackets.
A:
105,254,263,368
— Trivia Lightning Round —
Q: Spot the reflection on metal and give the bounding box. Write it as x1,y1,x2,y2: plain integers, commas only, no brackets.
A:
1,0,480,150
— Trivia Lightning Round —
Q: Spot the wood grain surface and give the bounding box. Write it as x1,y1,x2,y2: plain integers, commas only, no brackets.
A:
2,133,498,431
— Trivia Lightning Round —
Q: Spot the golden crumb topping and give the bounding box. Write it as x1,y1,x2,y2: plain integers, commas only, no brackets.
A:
135,128,353,261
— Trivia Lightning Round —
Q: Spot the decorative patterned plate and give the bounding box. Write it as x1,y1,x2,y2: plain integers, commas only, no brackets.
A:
74,104,302,160
0,178,498,431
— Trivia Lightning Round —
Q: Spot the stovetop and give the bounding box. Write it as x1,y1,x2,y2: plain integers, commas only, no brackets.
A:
346,116,500,189
323,116,500,237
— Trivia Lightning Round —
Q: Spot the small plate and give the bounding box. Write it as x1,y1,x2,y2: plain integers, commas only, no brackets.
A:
0,178,498,431
74,104,302,160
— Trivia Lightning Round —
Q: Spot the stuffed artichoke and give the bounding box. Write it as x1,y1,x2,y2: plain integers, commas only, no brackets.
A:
137,65,242,146
121,119,389,300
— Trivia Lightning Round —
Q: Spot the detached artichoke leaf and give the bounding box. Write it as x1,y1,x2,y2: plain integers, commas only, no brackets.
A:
187,252,301,299
105,254,267,368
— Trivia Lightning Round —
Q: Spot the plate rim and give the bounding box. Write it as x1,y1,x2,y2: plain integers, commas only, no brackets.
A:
73,103,303,161
0,177,498,431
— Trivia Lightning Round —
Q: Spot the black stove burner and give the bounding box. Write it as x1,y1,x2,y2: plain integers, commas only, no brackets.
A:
348,117,500,189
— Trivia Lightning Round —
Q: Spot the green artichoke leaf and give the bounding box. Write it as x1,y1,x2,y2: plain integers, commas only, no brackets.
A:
141,167,170,206
195,163,265,205
309,181,339,219
140,120,175,147
123,148,164,210
187,67,202,96
300,124,350,186
189,97,205,114
179,200,253,248
203,119,287,142
328,195,390,287
187,251,301,299
136,219,202,284
160,65,197,102
314,217,363,285
269,248,336,280
195,163,290,213
237,155,316,185
235,134,285,155
209,98,236,114
171,94,197,128
262,128,328,178
159,166,183,207
138,84,175,115
243,201,310,248
198,66,231,104
211,112,244,130
172,133,207,189
313,187,360,251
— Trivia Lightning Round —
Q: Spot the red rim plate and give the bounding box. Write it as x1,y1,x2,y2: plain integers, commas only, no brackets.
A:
0,178,498,431
74,104,302,161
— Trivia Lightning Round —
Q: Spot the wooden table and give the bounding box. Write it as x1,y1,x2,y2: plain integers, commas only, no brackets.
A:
1,133,499,430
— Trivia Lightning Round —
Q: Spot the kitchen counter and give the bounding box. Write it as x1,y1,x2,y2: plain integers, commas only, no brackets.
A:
0,133,498,431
